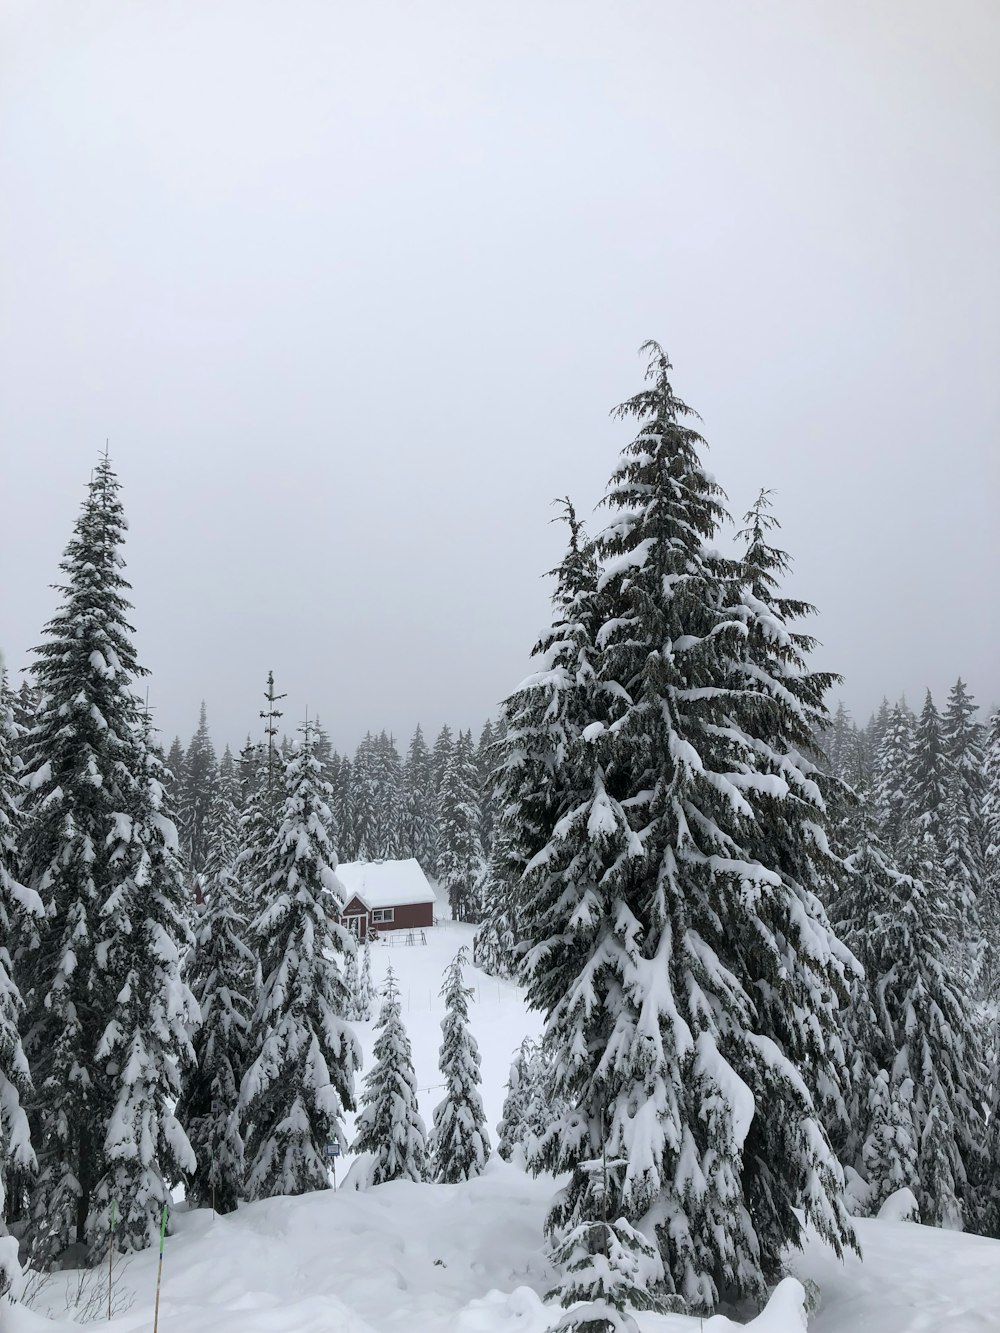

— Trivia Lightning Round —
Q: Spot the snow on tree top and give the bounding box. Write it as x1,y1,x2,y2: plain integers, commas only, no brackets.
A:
333,858,436,909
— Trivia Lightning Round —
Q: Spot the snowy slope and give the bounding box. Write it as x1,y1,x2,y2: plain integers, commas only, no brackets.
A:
9,913,1000,1332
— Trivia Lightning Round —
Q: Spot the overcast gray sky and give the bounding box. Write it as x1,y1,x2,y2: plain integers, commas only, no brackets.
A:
2,0,997,753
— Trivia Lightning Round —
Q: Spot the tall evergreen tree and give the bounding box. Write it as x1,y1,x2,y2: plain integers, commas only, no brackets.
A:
862,698,892,788
472,835,519,979
18,456,196,1262
376,731,405,858
431,725,454,803
825,702,855,782
179,702,218,875
430,949,490,1182
873,703,913,852
941,679,986,925
402,724,437,872
496,1037,554,1164
359,936,377,1018
839,800,987,1229
519,346,856,1313
239,725,359,1198
905,691,949,850
10,681,38,765
727,490,857,1152
352,966,429,1185
0,671,42,1295
476,719,498,855
981,711,1000,994
86,717,199,1256
351,733,378,861
480,500,601,982
176,780,253,1213
861,1071,919,1219
165,735,186,811
330,754,357,862
437,732,485,921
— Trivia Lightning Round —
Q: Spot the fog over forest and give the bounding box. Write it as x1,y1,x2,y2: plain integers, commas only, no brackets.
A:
2,0,997,752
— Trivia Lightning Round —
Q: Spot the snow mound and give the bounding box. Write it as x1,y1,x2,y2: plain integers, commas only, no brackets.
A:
10,921,1000,1333
877,1187,919,1222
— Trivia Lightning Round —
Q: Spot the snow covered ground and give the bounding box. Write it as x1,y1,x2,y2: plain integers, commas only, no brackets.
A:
9,916,1000,1332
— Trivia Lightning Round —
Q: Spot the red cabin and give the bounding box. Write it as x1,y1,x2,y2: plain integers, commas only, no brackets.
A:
331,858,435,940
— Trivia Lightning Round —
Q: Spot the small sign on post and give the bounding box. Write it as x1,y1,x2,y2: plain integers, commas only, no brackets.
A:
211,1099,222,1115
324,1141,341,1191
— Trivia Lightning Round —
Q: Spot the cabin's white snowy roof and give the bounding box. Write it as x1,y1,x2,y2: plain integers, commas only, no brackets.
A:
333,858,435,910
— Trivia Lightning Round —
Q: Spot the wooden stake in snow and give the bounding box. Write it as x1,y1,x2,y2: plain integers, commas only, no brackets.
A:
108,1199,116,1320
153,1204,168,1333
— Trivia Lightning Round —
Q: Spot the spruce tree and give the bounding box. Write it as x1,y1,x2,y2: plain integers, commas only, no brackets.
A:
725,490,858,1161
19,456,196,1262
476,719,497,855
825,702,855,782
981,711,1000,993
351,734,378,861
176,781,253,1213
343,950,363,1022
546,1215,668,1332
437,732,484,921
905,691,949,850
179,702,218,875
331,754,357,862
497,1037,552,1163
352,966,429,1185
472,837,519,979
873,703,913,852
480,500,601,984
839,800,987,1230
863,698,892,788
519,346,855,1313
402,724,437,872
165,735,186,811
11,681,38,766
430,949,490,1182
87,717,199,1256
372,731,404,859
239,725,359,1197
862,1072,919,1218
0,671,42,1295
431,724,454,801
359,936,377,1017
941,679,986,936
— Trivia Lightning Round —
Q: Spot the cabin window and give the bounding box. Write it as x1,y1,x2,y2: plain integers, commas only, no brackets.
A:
371,907,395,924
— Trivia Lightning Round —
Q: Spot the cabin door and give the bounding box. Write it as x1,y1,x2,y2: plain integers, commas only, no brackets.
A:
345,913,366,940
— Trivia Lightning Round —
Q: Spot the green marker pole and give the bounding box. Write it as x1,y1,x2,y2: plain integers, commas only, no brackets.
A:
108,1199,116,1319
153,1204,168,1333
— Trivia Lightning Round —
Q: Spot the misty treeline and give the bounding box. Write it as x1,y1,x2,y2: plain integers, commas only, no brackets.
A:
1,343,999,1325
154,699,500,924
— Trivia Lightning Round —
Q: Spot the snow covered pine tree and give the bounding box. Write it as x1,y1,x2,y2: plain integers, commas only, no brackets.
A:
18,456,197,1264
437,733,485,922
0,669,42,1296
476,499,602,983
517,345,857,1318
176,778,254,1214
430,948,490,1182
179,701,218,876
352,964,429,1184
239,722,360,1198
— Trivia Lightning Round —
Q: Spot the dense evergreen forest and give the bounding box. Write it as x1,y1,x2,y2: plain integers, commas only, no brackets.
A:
1,347,998,1325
